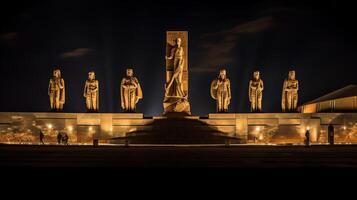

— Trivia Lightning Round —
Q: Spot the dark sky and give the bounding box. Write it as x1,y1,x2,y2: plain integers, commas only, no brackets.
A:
0,0,356,116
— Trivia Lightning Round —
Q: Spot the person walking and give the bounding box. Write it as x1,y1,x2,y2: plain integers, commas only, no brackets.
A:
56,131,61,144
328,124,334,145
39,130,45,144
305,129,310,147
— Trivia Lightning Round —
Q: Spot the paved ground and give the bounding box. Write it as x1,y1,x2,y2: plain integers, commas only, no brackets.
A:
1,144,357,168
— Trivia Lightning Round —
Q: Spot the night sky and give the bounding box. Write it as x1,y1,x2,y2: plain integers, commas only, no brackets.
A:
0,0,356,116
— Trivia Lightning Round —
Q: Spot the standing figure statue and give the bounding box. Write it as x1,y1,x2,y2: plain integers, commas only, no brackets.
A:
48,69,65,111
120,68,143,112
83,71,99,112
249,71,264,112
281,70,299,112
163,34,191,115
210,69,231,113
165,37,185,98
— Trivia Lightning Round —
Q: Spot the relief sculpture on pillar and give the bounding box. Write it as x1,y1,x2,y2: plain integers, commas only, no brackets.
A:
163,31,191,115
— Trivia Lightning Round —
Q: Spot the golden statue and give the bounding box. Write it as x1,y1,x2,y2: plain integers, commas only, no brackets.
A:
210,69,231,112
120,68,143,112
48,69,65,111
83,71,99,112
163,31,191,114
282,70,299,112
249,71,264,112
165,37,185,98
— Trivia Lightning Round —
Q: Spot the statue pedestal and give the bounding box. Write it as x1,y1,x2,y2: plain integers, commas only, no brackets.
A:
113,113,143,119
154,112,199,120
208,113,236,119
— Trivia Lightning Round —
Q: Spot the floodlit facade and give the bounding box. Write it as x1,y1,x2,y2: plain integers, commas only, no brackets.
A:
1,112,357,145
299,85,357,113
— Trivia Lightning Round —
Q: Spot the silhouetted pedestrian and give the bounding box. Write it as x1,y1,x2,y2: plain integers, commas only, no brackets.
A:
328,124,334,145
39,130,45,144
56,131,61,144
305,129,310,146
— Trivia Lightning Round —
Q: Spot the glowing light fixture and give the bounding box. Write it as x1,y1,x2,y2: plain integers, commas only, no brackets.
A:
47,124,53,129
89,126,93,131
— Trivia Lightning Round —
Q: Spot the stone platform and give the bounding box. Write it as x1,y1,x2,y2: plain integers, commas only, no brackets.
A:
0,112,356,144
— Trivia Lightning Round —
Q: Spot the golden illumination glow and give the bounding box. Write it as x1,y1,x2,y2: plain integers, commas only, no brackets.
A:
256,127,261,131
306,126,310,131
343,126,347,130
67,126,73,132
88,126,93,131
47,124,53,129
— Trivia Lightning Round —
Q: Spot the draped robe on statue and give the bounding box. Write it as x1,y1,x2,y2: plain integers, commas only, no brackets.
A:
163,31,191,115
120,77,143,112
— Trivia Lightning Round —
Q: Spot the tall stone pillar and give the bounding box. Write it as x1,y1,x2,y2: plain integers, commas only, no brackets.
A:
163,31,191,115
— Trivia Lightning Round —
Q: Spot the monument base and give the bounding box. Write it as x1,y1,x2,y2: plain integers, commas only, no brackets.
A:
208,113,236,119
163,96,191,115
124,116,240,144
158,112,197,119
1,112,357,145
164,111,189,116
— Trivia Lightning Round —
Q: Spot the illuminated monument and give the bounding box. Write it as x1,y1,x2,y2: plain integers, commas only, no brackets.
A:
0,31,357,145
83,71,99,112
249,71,264,112
210,69,231,113
299,85,357,113
282,70,299,112
120,68,143,112
163,31,191,115
48,69,65,111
